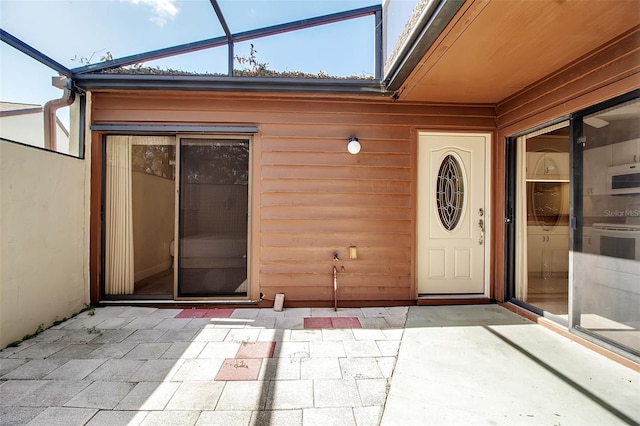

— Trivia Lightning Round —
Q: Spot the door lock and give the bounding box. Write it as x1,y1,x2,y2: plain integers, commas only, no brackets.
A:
478,218,485,245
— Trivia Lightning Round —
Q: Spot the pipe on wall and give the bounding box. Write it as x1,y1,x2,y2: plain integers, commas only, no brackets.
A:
44,76,75,151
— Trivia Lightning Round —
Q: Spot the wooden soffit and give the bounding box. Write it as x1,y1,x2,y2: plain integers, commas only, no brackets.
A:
395,0,640,104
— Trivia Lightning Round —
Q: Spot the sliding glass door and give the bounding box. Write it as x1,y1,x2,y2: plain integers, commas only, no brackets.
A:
103,135,249,299
177,138,249,297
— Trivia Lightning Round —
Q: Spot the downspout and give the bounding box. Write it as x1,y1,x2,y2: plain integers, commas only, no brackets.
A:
44,76,75,151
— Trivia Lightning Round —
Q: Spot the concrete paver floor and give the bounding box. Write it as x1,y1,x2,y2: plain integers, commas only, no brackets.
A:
0,305,638,426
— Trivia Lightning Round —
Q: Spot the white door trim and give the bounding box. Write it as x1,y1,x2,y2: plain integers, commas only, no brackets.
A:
416,131,492,297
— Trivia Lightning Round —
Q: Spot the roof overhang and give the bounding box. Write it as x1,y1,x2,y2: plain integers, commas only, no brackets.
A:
73,73,390,96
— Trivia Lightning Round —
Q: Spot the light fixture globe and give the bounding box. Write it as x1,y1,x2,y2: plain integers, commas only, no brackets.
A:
347,137,361,154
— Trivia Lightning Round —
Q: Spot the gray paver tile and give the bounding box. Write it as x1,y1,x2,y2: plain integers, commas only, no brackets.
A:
165,381,224,410
352,329,386,341
284,308,312,317
340,358,383,379
124,342,172,359
119,307,158,317
358,318,389,330
250,409,302,425
171,358,225,381
153,318,191,329
361,308,389,318
183,318,216,329
31,329,66,343
383,317,406,328
86,410,148,426
376,340,401,357
290,329,323,342
156,328,199,343
257,327,289,341
343,341,381,358
322,329,355,341
0,341,35,358
258,357,301,380
273,341,309,358
301,357,343,379
124,317,164,330
0,406,44,425
26,407,97,426
149,308,182,318
89,329,135,344
336,308,364,317
192,328,230,342
64,381,136,409
161,341,206,359
230,308,260,319
86,359,145,382
129,359,184,382
256,309,286,318
356,379,388,406
7,343,68,359
216,380,268,410
303,407,357,426
94,317,134,329
44,358,107,380
0,358,28,376
62,316,106,330
310,308,339,317
14,380,92,407
0,380,48,406
385,307,408,317
197,410,252,426
381,329,404,340
265,380,313,409
225,328,261,343
1,358,68,379
88,342,137,358
60,329,105,343
140,410,200,426
248,317,278,329
47,344,104,359
353,406,383,426
198,341,241,359
210,318,249,329
314,379,361,408
310,341,346,358
115,381,180,410
275,317,304,330
122,329,166,343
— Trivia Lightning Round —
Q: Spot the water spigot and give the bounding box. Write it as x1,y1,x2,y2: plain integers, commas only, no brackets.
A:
333,252,340,261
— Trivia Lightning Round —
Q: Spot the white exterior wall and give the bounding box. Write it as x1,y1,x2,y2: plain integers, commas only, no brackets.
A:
0,140,88,348
0,111,71,154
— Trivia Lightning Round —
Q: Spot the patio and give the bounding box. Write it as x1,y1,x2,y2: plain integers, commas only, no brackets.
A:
1,305,638,425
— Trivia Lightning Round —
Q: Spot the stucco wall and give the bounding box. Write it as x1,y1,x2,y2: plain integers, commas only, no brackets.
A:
0,141,88,348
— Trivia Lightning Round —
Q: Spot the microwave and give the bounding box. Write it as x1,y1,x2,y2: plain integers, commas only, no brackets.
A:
607,163,640,195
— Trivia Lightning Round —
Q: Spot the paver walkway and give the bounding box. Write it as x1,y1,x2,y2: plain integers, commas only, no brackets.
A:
1,305,639,426
0,306,407,425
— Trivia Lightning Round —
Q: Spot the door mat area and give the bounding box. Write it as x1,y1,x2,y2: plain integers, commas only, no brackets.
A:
215,358,263,381
175,308,235,318
304,317,362,329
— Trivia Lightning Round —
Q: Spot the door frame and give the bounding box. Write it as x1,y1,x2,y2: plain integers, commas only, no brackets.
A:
415,131,492,298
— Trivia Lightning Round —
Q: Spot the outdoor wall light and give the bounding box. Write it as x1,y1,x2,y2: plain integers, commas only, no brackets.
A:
347,137,361,154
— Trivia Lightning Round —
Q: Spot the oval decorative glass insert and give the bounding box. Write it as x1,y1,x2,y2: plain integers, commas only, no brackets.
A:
436,154,464,230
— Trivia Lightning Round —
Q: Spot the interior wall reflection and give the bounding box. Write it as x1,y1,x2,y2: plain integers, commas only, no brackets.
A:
574,97,640,355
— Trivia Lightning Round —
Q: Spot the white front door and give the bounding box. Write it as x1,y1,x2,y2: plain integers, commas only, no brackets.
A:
417,132,490,295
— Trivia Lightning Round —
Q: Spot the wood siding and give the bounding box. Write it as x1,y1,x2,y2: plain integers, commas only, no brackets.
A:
90,93,495,303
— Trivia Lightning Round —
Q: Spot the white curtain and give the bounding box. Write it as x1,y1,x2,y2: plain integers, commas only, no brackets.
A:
105,135,175,295
105,136,134,294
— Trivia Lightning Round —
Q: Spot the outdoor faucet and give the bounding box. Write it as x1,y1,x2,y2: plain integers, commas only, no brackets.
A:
333,252,340,261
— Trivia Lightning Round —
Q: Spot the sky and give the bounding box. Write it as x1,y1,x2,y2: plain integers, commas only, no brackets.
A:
0,0,392,111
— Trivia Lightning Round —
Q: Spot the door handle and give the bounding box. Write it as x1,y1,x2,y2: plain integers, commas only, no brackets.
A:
478,218,484,245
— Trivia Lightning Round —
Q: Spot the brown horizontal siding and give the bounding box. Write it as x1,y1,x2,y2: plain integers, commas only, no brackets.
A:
91,92,495,302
